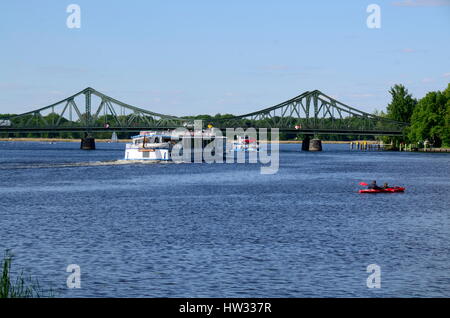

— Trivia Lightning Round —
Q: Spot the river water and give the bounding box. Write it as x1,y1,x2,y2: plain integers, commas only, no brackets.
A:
0,141,449,297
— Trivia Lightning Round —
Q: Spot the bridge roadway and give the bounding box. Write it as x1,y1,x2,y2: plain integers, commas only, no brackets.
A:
0,127,403,136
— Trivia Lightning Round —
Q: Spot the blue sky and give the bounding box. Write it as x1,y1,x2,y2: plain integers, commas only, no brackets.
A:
0,0,449,116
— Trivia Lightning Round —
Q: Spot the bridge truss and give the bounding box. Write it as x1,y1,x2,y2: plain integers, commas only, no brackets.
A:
209,90,408,135
3,87,185,132
1,88,407,136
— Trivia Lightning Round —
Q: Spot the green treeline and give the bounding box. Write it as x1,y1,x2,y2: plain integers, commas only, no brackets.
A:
383,83,450,147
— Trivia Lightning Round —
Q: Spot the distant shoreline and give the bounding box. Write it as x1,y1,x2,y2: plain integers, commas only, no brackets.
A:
0,138,371,144
1,138,448,152
0,138,131,143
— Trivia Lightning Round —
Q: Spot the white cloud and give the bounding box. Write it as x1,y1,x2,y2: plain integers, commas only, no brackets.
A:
392,0,450,6
261,65,291,71
422,77,435,83
443,72,450,77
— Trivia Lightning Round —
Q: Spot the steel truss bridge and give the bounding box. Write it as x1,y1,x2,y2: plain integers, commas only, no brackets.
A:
0,87,407,136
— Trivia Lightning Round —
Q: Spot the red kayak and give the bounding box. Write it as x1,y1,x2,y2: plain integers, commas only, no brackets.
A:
359,187,405,193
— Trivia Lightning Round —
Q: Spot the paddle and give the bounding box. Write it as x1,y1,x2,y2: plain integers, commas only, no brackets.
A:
359,182,368,186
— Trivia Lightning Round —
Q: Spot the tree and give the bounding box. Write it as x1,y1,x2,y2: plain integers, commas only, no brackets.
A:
386,84,417,123
443,85,450,147
408,84,449,147
443,104,450,147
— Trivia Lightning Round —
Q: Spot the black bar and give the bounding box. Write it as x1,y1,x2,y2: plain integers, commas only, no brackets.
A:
0,298,445,315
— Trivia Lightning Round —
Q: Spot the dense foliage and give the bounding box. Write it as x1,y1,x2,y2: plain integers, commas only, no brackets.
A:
407,85,450,147
381,83,449,147
386,84,417,123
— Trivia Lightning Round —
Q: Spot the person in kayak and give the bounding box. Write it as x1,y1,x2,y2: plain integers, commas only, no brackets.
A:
368,180,382,190
382,182,389,189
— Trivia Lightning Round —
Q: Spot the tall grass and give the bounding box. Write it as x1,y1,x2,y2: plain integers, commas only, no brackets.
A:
0,250,53,298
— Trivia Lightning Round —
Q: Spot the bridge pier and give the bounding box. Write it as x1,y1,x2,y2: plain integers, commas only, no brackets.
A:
309,138,322,152
81,135,96,150
301,135,311,151
301,135,322,152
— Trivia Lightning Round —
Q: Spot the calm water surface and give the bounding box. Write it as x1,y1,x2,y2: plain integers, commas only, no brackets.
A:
0,141,449,297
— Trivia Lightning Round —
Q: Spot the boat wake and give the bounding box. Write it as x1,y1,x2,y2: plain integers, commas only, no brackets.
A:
0,160,173,170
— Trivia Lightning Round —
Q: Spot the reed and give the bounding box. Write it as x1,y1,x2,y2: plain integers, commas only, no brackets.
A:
0,250,53,298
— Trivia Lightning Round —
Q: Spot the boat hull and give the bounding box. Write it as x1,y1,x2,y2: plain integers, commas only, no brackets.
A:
125,146,170,161
359,187,405,193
